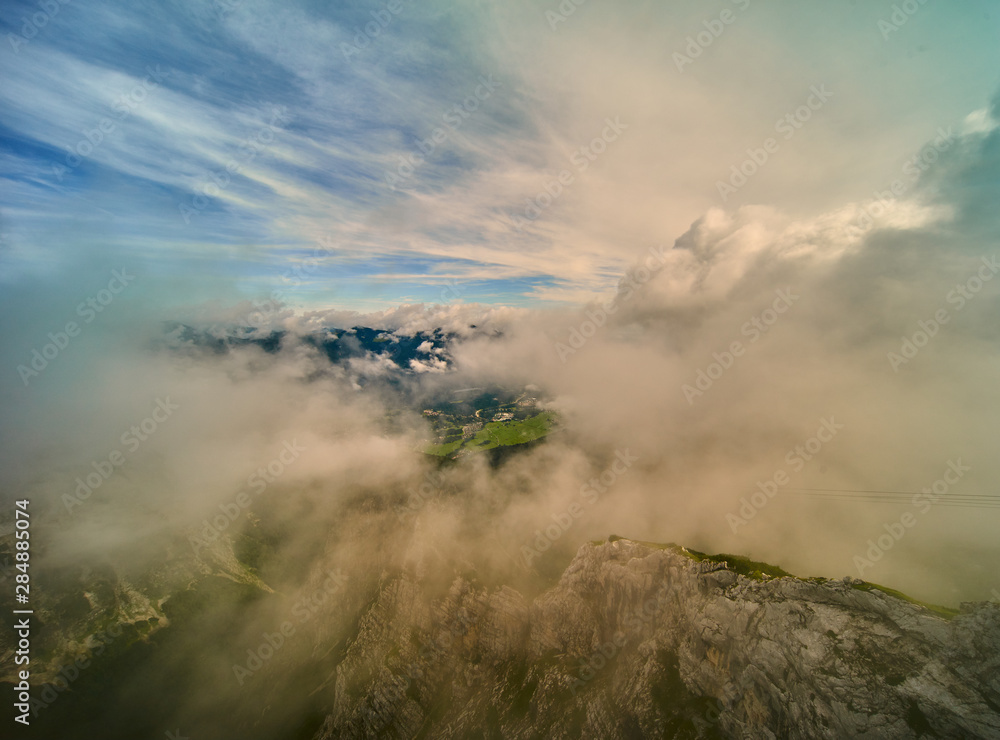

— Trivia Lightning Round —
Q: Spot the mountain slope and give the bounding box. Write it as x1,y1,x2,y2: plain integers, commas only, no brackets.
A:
318,538,1000,739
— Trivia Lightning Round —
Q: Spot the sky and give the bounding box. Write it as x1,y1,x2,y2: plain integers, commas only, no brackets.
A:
2,0,1000,612
2,0,998,310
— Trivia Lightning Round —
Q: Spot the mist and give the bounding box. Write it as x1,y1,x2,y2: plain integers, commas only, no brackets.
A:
2,2,1000,736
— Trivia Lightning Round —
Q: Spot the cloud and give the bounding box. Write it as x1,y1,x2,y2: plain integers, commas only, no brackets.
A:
6,5,1000,736
3,104,999,631
5,0,998,309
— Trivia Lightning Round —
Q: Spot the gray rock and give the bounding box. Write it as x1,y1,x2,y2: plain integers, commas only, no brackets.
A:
316,539,1000,739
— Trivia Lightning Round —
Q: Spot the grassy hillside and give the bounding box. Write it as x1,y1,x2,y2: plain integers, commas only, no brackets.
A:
426,412,554,458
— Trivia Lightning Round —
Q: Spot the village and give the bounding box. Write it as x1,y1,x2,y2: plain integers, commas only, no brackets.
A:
419,389,549,458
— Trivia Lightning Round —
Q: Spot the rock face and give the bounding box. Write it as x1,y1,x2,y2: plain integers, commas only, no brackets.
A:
316,539,1000,739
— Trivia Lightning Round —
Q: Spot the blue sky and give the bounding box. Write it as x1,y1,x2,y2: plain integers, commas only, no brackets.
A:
1,0,999,312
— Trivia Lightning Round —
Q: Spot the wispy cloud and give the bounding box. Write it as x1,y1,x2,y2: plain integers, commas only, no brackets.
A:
2,0,999,309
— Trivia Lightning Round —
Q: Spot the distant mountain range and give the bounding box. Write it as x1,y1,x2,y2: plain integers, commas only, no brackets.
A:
163,322,459,376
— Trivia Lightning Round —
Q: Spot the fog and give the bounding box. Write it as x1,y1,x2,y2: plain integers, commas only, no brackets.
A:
1,98,999,737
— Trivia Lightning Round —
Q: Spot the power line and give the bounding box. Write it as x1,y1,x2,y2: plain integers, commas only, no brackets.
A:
782,487,1000,508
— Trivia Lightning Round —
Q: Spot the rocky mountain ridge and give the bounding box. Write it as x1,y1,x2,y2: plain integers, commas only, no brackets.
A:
318,538,1000,739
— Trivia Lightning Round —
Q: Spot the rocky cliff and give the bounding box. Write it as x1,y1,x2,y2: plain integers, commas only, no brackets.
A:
317,538,1000,740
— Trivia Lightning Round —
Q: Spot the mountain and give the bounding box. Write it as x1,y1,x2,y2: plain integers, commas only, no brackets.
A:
319,538,1000,739
162,322,459,377
7,529,999,739
8,324,996,737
